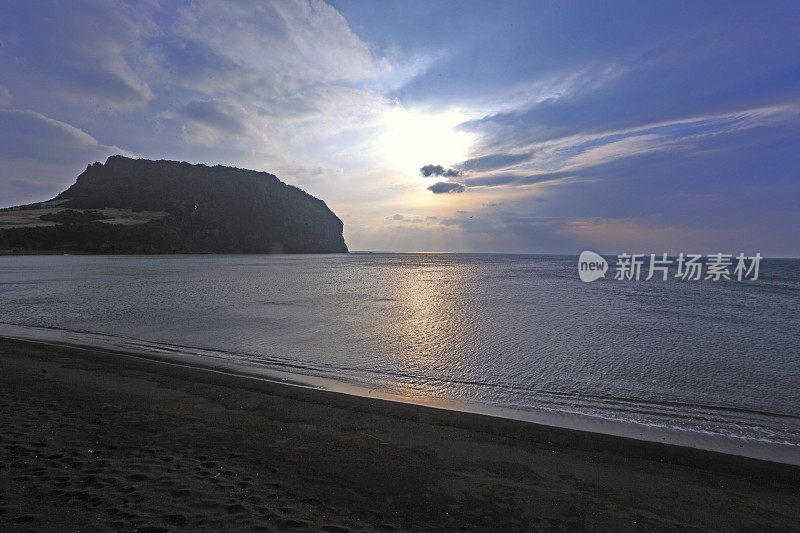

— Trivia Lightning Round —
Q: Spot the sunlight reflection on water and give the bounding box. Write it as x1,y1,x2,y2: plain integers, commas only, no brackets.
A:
1,253,799,455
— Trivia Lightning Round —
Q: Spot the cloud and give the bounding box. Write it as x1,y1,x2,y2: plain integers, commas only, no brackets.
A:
277,164,327,185
438,215,503,234
457,153,532,172
0,109,130,206
0,109,127,164
464,171,572,188
457,28,800,159
171,0,377,88
558,217,724,253
1,0,397,143
158,0,391,140
420,164,461,178
563,134,666,169
180,100,254,136
385,213,426,224
455,103,800,191
0,85,10,105
1,0,156,109
162,99,261,145
427,181,466,194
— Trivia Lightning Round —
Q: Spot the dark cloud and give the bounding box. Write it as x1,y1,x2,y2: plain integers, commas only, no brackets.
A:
427,181,466,194
420,164,462,178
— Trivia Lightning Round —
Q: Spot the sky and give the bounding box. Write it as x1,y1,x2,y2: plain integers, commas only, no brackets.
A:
1,1,799,255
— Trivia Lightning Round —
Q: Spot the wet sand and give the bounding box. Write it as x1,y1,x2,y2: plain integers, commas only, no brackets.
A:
1,337,799,532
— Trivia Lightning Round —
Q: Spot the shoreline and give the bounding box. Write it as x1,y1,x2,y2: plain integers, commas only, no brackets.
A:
2,336,800,530
2,323,798,466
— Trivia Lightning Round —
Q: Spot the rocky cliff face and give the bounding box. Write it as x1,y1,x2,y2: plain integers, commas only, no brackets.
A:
0,156,348,254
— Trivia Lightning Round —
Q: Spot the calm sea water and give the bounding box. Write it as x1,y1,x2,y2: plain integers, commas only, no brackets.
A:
1,254,798,462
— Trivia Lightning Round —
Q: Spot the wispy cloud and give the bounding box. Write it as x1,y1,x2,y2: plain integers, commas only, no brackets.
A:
0,109,131,205
0,109,129,164
457,102,800,189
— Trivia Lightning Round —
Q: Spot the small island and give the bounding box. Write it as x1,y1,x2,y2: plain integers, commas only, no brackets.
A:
0,156,348,254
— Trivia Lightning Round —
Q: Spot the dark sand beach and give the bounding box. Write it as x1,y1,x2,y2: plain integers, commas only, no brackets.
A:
1,337,799,532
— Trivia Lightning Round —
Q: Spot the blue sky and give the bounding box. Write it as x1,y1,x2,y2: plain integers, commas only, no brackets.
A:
1,1,799,255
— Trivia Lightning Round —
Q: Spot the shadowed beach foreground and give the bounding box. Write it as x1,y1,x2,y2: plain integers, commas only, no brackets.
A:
1,338,799,532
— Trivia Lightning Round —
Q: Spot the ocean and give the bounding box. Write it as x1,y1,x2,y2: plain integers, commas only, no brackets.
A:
1,253,798,463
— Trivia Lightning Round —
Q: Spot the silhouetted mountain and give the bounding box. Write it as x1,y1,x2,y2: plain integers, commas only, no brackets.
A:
0,156,348,254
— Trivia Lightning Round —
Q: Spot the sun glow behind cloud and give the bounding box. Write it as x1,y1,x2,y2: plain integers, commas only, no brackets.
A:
374,107,476,180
